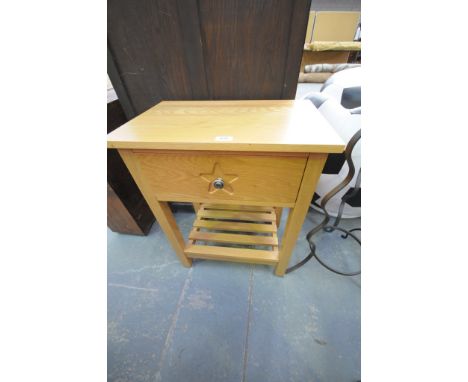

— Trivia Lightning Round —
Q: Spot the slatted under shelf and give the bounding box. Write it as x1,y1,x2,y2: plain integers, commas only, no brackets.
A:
185,204,279,265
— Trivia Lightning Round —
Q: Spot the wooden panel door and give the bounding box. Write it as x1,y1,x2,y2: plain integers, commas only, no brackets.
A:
108,0,311,116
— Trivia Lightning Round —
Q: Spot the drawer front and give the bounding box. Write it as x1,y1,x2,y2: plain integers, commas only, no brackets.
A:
133,152,307,205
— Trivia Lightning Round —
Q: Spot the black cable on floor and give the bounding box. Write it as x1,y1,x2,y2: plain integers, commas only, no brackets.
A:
286,204,361,276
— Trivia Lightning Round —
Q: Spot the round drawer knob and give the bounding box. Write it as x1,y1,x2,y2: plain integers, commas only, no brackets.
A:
213,178,224,190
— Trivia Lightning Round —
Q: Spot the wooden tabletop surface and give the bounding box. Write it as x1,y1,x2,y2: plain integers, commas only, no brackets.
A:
107,100,345,153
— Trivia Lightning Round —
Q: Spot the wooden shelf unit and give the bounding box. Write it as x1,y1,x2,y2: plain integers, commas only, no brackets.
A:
185,204,279,265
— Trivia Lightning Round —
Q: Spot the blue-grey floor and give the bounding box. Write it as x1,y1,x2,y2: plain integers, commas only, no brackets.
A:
108,207,360,382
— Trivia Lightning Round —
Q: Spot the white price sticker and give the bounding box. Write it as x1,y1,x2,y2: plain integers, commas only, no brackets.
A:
215,136,233,142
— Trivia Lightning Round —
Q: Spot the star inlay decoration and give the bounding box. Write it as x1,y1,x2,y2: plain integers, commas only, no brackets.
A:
199,163,239,195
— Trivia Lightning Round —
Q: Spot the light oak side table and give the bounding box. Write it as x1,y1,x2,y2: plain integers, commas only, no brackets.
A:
107,100,344,276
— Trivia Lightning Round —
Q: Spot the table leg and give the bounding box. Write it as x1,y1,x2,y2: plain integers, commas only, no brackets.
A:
193,203,201,213
275,154,327,276
118,149,192,268
149,201,192,267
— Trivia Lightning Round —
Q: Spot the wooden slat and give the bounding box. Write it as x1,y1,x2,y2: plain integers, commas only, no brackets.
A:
304,41,361,51
193,219,276,233
197,209,275,222
189,230,278,246
202,204,274,213
185,244,279,265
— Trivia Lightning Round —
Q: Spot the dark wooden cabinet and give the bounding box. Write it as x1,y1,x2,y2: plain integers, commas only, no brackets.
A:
108,0,311,116
107,0,311,234
107,100,155,235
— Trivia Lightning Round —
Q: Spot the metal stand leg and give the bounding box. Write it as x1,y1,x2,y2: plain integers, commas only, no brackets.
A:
332,168,361,229
286,129,361,276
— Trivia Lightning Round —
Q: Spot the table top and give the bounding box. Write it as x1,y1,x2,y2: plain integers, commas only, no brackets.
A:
107,100,345,153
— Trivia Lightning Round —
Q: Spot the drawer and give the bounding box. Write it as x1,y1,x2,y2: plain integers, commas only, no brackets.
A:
132,151,307,206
